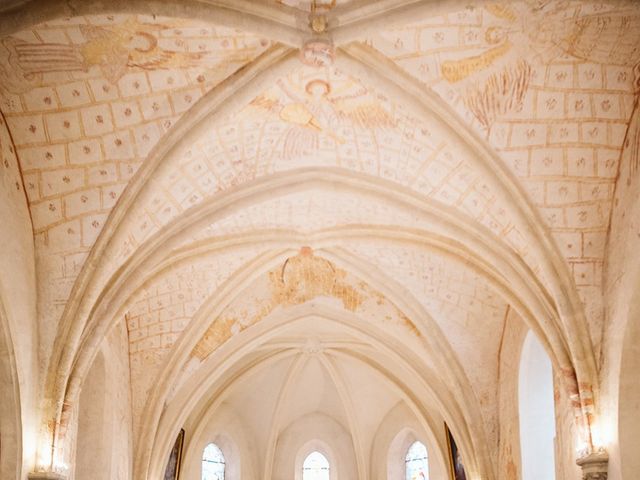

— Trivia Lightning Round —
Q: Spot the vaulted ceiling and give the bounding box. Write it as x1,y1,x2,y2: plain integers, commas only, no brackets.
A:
0,1,638,479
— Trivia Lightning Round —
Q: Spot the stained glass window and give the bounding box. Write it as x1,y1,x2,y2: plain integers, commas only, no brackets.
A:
302,451,330,480
405,441,429,480
202,443,225,480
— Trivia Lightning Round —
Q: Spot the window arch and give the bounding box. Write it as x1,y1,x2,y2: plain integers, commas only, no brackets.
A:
519,331,556,480
405,441,429,480
202,443,226,480
302,451,330,480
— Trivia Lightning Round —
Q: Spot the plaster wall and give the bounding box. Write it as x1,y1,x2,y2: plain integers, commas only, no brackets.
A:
601,95,640,480
0,110,37,478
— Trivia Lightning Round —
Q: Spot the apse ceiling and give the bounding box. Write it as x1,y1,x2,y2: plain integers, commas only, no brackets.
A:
1,1,638,478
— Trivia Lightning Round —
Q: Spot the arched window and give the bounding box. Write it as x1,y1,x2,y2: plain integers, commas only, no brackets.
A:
405,441,429,480
302,451,330,480
519,331,556,480
202,443,225,480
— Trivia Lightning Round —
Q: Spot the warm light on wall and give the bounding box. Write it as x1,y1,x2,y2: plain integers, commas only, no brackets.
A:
576,439,590,458
576,419,612,458
23,429,38,471
590,419,612,452
34,435,56,473
53,461,70,474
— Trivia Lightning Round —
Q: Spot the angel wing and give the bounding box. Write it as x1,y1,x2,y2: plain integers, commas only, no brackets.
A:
329,96,396,130
249,93,283,115
127,48,206,70
79,24,115,41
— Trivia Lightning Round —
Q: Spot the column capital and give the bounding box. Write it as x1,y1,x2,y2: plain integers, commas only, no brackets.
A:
576,450,609,480
29,472,68,480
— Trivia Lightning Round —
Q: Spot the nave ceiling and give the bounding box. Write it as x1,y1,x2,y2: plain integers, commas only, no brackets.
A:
0,0,639,479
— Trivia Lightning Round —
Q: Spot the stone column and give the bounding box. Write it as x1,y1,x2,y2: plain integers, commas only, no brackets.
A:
576,451,609,480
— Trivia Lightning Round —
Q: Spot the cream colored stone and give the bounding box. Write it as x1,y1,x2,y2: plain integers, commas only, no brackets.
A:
0,3,639,480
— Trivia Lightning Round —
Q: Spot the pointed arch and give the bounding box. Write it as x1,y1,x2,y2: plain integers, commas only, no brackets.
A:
134,246,491,480
35,14,602,470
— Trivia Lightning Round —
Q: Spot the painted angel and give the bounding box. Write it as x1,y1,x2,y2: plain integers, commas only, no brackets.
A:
249,77,396,160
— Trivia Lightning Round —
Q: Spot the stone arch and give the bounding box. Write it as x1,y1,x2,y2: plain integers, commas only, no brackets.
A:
61,170,575,430
26,4,604,465
43,63,597,449
138,287,485,480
